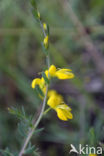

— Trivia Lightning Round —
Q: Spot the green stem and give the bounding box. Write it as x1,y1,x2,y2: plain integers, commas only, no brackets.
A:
18,5,50,155
43,107,51,115
18,85,49,156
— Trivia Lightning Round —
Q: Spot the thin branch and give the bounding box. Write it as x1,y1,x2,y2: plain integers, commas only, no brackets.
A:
18,55,50,156
18,85,48,156
18,11,51,156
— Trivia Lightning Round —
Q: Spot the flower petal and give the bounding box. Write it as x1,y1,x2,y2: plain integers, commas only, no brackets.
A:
56,108,68,121
57,104,72,111
56,108,73,120
31,78,41,88
49,65,56,76
65,110,73,119
55,72,74,79
47,94,63,108
48,90,57,97
57,69,72,72
55,104,73,120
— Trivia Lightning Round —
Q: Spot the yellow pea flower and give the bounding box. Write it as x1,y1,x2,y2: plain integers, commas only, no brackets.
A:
46,65,74,79
55,68,74,79
31,70,50,97
47,91,73,121
31,77,46,96
55,104,73,121
43,66,56,80
43,35,49,49
31,65,74,99
31,78,41,89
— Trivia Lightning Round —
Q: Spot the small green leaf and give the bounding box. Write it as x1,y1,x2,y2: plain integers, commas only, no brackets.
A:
34,127,44,134
0,148,13,156
18,122,28,137
42,72,49,84
35,85,44,97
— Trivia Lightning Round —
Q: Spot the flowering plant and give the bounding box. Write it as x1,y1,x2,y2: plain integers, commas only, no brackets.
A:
0,0,74,155
17,1,74,155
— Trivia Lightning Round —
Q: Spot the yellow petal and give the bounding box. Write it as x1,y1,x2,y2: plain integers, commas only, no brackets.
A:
37,77,46,89
47,90,57,97
57,104,72,111
31,78,41,88
57,69,72,72
45,70,49,78
65,110,73,119
55,104,73,120
47,94,63,108
49,65,56,76
56,108,68,121
40,77,45,84
55,71,74,79
89,154,97,156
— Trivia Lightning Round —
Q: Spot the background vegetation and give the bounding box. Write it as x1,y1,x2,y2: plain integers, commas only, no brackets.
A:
0,0,104,155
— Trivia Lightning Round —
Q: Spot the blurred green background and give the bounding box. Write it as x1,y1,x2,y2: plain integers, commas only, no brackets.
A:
0,0,104,155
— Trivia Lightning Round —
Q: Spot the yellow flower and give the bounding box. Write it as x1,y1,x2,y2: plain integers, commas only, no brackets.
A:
55,68,74,79
47,91,73,121
31,65,74,99
43,23,47,30
47,93,63,108
46,65,74,79
56,104,73,121
89,154,97,156
43,35,49,49
31,78,41,89
31,77,46,95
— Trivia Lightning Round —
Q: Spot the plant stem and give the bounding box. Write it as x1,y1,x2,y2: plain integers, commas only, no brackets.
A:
18,8,51,155
18,22,50,156
43,107,51,115
18,55,50,156
18,85,48,156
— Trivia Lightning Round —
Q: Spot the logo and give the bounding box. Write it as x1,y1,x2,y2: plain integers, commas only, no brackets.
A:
69,144,103,155
69,144,79,154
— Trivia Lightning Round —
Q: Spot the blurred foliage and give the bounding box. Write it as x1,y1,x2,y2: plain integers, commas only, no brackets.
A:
0,0,104,155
